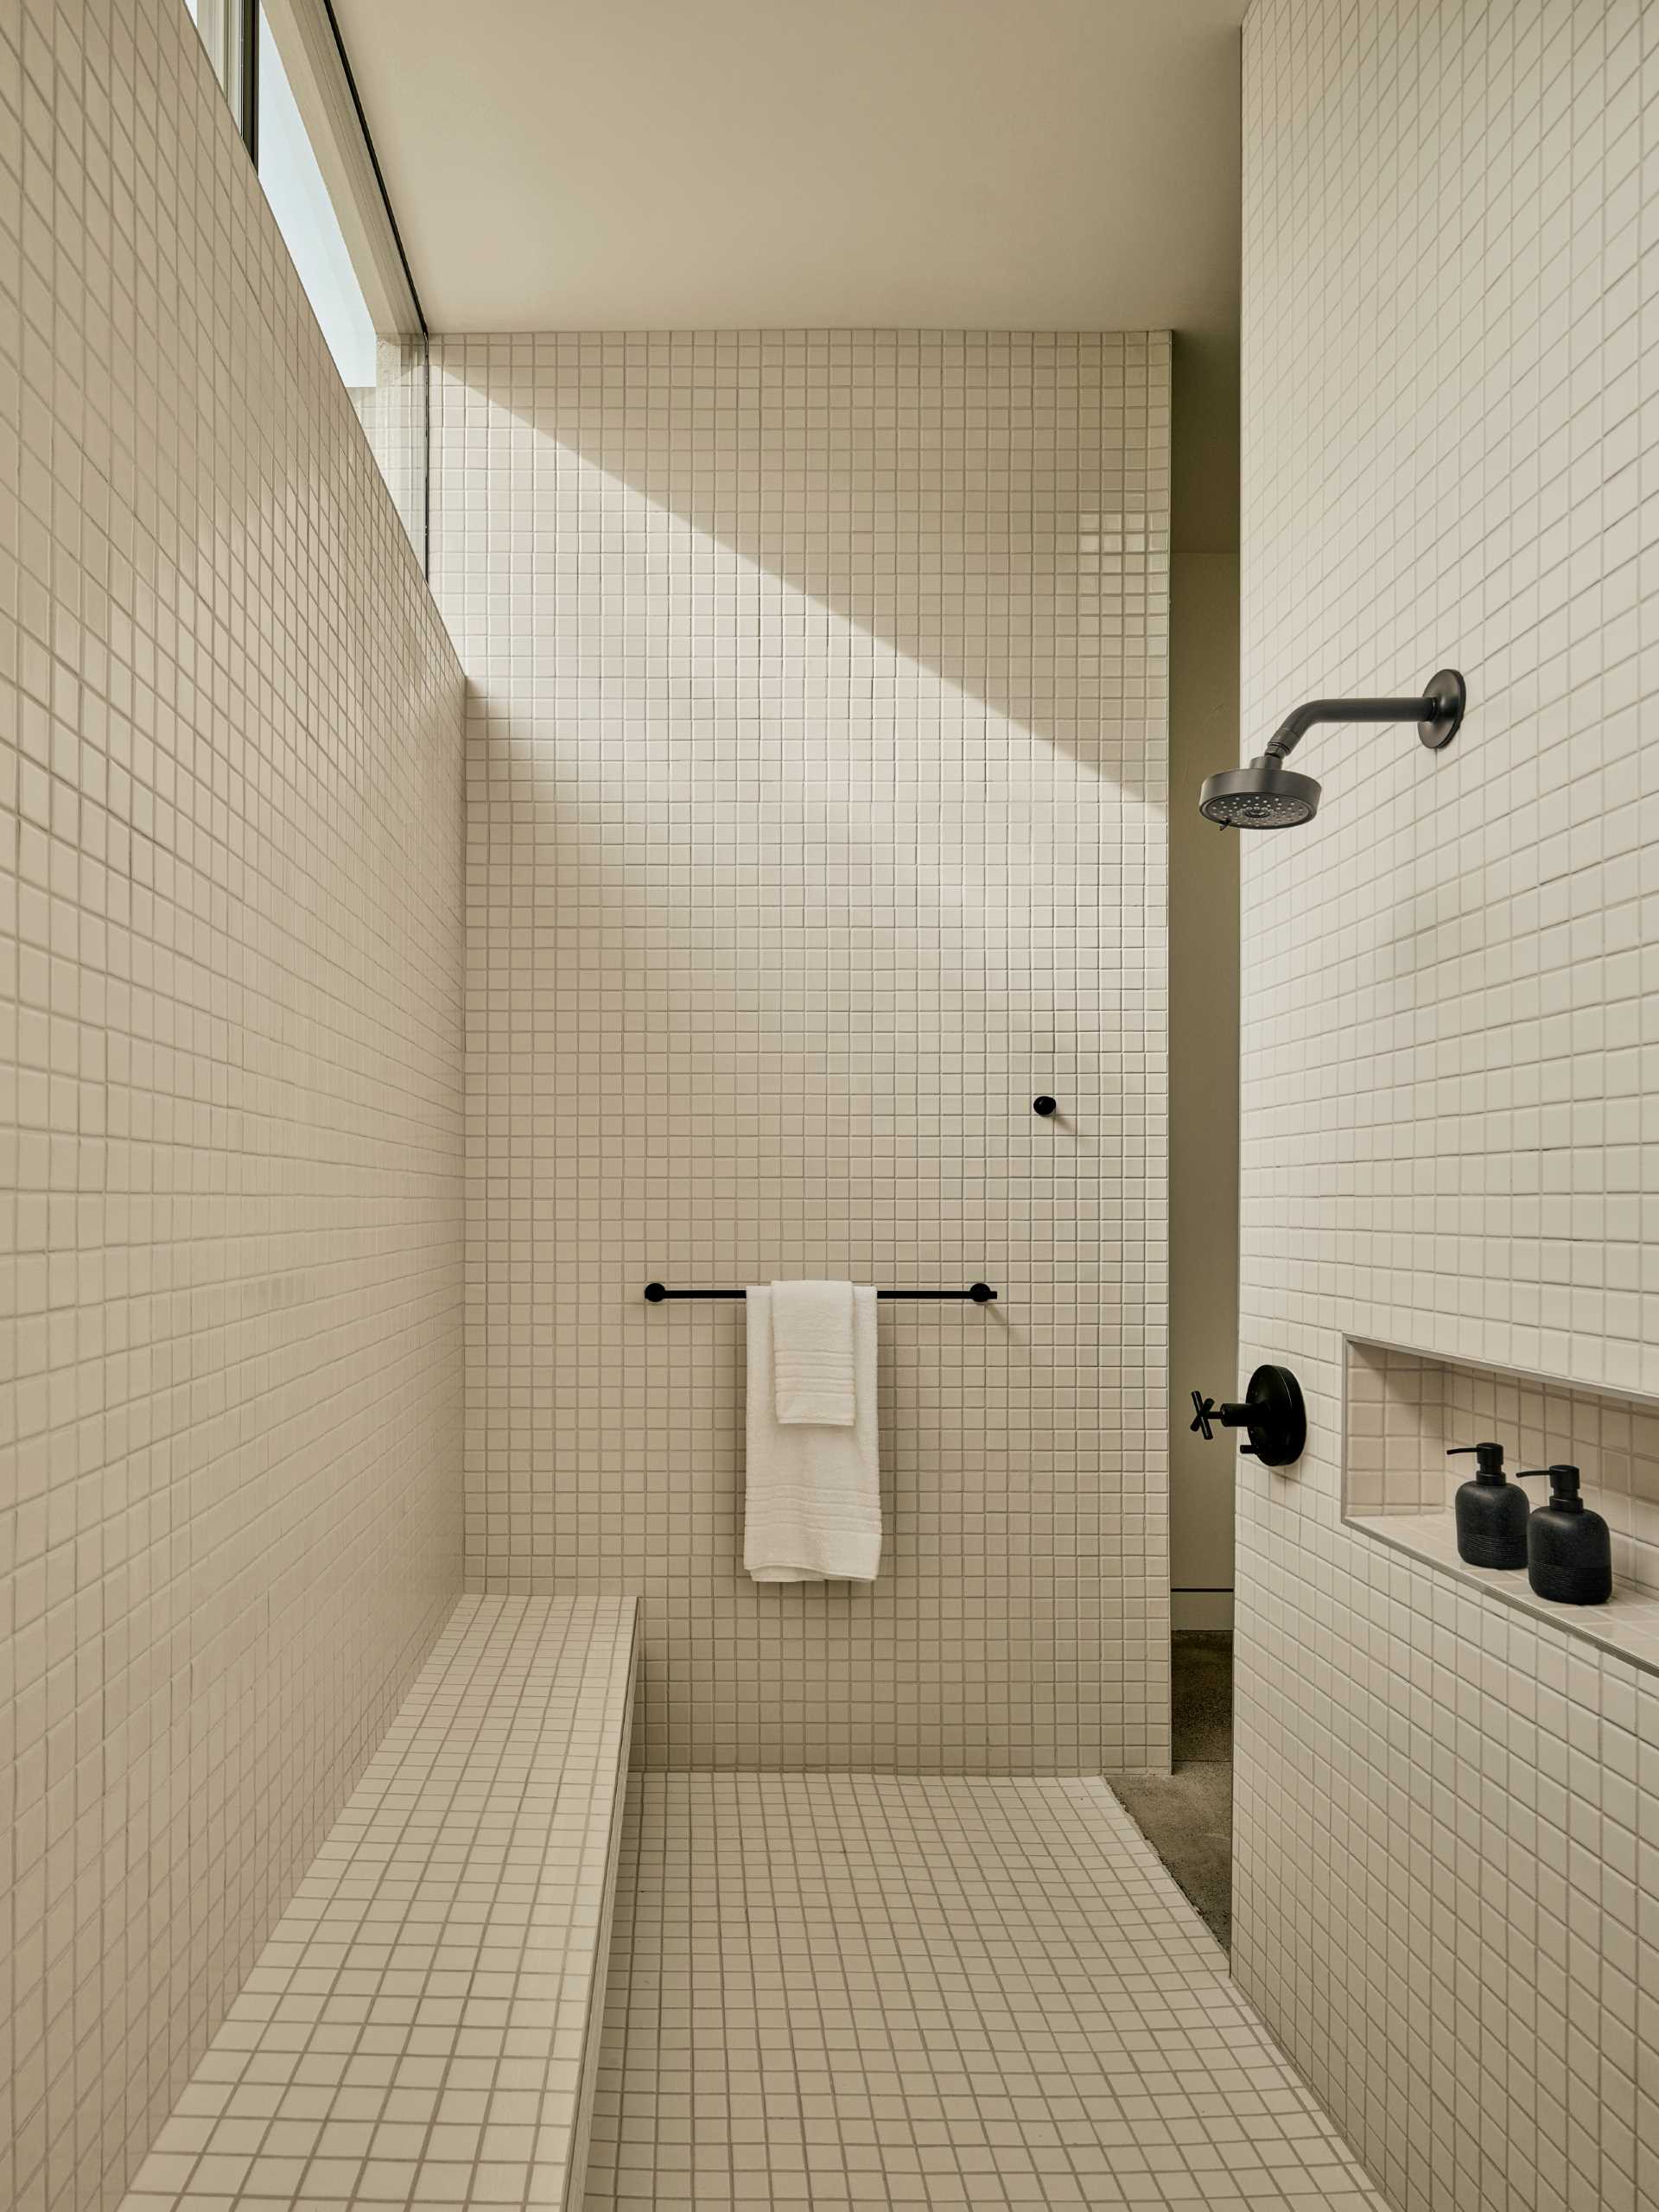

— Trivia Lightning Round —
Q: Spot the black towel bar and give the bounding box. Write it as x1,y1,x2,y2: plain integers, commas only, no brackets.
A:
644,1283,997,1304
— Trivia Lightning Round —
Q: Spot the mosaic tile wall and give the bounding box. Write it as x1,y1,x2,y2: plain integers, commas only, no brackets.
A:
0,5,467,2210
1236,3,1659,2207
435,331,1171,1772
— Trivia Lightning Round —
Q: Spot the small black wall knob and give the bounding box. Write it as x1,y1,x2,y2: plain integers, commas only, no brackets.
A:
1033,1096,1058,1117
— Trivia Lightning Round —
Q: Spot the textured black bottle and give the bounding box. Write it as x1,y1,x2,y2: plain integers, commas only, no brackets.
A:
1447,1441,1529,1569
1524,1465,1611,1605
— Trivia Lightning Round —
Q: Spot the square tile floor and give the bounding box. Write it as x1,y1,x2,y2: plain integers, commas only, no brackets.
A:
583,1774,1383,2209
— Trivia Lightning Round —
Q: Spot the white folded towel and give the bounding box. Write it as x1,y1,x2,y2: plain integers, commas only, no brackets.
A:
770,1279,858,1425
744,1285,880,1581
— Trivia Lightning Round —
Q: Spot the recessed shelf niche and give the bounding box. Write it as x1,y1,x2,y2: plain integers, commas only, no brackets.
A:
1343,1337,1659,1675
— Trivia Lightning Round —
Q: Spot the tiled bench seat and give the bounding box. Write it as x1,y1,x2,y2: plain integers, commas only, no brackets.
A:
121,1595,639,2212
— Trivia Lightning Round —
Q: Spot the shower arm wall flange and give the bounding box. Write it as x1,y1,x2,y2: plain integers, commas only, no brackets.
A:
1264,668,1466,760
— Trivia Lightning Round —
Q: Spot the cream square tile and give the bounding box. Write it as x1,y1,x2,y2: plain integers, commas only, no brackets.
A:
0,6,467,2210
113,1597,638,2212
1237,5,1659,2209
583,1775,1385,2211
432,329,1173,1776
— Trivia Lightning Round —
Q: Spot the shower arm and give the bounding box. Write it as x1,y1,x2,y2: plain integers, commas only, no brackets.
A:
1265,675,1465,762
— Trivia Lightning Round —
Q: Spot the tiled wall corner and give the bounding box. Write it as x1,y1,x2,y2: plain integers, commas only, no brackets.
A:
1342,1342,1448,1516
1238,4,1659,2209
0,6,467,2210
434,329,1171,1773
349,334,430,562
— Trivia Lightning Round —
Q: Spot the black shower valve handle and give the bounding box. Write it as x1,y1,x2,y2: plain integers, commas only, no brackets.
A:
1189,1391,1252,1443
1188,1365,1307,1469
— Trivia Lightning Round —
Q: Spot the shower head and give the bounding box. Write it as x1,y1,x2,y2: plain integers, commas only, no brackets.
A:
1197,669,1465,830
1198,759,1320,830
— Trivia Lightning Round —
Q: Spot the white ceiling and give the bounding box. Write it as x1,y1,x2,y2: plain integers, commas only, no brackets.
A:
332,0,1245,334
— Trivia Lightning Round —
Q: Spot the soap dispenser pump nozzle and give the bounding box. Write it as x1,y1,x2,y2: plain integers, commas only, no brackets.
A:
1546,1463,1584,1509
1447,1441,1507,1482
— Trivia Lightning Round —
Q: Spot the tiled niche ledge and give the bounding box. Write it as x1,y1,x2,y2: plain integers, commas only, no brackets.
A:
1343,1337,1659,1678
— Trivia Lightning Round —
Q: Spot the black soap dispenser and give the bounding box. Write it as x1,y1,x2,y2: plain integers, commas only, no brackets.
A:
1447,1441,1529,1569
1522,1464,1612,1605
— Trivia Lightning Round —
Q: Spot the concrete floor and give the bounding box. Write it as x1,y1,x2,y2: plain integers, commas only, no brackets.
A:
1109,1631,1233,1948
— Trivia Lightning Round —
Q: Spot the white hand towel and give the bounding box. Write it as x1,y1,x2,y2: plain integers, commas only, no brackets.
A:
770,1278,858,1426
744,1285,880,1581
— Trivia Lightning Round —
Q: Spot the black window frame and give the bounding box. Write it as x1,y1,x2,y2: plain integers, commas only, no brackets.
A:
187,0,259,156
184,0,429,571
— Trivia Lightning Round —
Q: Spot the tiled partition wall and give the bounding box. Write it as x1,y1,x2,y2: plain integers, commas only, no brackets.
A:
1238,4,1658,2209
435,331,1171,1771
1,7,467,2211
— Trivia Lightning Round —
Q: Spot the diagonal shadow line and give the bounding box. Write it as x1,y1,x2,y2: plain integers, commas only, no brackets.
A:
448,345,1166,1292
435,340,1170,785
